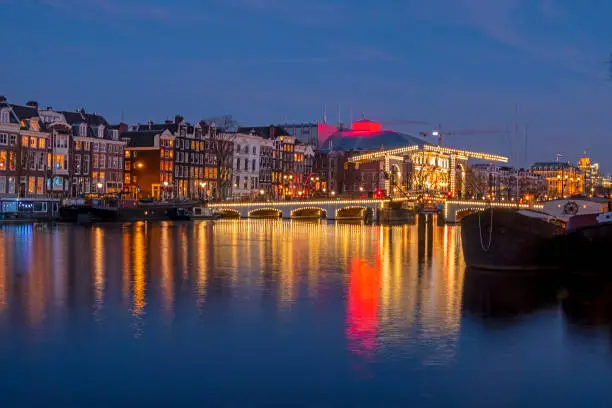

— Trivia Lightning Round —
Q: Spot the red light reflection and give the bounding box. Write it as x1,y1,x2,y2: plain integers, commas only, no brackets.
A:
346,257,380,358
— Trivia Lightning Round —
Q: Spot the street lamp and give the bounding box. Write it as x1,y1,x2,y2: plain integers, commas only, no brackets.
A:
97,182,103,190
162,181,169,200
331,191,335,196
137,162,144,169
359,186,364,192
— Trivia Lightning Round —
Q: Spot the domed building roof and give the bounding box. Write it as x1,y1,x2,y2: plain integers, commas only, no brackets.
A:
320,119,430,152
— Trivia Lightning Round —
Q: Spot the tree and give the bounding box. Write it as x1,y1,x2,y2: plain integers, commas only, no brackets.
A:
207,123,236,200
464,167,489,198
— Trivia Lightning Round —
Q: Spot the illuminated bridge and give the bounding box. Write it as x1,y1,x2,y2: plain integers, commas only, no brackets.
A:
208,199,391,220
443,200,543,223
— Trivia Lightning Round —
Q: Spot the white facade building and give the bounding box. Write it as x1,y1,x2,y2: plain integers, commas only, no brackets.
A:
232,133,262,199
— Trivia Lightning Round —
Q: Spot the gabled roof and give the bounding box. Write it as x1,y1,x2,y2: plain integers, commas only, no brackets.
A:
84,113,108,127
531,162,575,169
60,111,85,124
123,130,163,148
237,125,291,139
9,104,39,120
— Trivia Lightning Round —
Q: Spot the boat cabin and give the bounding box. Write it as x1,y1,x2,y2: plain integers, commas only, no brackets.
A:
543,197,610,222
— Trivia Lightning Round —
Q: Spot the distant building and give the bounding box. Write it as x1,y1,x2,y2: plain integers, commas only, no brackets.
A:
60,109,125,196
470,164,547,201
0,100,50,197
232,133,262,200
122,129,175,199
531,162,584,198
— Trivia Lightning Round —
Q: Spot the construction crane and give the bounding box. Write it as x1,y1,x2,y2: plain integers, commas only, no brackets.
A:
419,125,503,146
378,120,428,125
355,113,427,126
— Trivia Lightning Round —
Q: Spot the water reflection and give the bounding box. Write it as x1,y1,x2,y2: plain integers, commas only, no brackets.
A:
2,219,612,404
0,217,469,361
462,269,560,321
563,278,612,338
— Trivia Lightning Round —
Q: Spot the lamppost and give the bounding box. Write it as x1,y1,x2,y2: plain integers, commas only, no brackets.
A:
200,182,207,201
97,182,103,196
163,181,169,201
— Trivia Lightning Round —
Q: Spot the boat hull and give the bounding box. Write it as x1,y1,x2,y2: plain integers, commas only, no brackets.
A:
563,222,612,274
461,209,565,271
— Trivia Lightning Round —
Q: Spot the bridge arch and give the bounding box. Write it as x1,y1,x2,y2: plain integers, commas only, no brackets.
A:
455,207,481,222
290,207,327,219
218,208,241,219
248,208,283,219
336,206,371,220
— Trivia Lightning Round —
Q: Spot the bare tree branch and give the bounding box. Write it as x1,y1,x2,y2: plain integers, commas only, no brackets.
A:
207,124,235,200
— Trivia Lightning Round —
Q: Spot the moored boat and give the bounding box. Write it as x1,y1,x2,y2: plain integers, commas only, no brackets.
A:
191,206,220,219
166,207,192,221
460,208,565,271
562,211,612,274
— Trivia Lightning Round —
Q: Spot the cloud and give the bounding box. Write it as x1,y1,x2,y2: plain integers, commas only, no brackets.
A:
412,0,602,77
219,0,345,26
37,0,205,23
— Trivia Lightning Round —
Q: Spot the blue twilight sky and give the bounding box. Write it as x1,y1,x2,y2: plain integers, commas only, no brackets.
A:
2,0,612,169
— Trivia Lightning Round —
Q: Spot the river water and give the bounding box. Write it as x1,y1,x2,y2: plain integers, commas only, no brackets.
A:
0,219,611,407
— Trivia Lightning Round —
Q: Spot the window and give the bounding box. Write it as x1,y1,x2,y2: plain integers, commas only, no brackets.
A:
47,153,52,169
37,177,44,194
34,202,47,213
7,176,15,194
252,159,256,172
0,133,7,145
98,125,105,139
100,143,106,153
28,176,35,194
236,144,240,153
0,151,5,171
244,160,248,171
253,146,256,155
0,110,9,123
80,123,87,136
9,152,15,171
83,155,90,174
9,134,16,146
92,154,98,169
75,154,81,174
235,176,240,187
38,138,46,149
92,143,99,152
37,152,45,170
244,145,249,154
0,176,4,193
